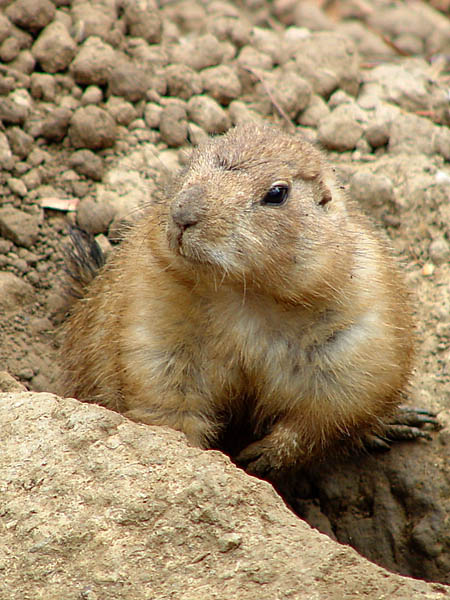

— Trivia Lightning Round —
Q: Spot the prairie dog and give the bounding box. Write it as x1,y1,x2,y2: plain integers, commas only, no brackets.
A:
62,122,433,475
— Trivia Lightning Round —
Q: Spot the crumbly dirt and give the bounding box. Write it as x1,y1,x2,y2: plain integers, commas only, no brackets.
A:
0,0,449,586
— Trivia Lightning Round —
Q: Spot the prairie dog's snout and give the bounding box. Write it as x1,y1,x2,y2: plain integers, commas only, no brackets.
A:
169,184,208,251
171,184,207,231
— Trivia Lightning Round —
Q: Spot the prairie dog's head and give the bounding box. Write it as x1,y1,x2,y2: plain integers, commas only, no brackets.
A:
166,122,353,302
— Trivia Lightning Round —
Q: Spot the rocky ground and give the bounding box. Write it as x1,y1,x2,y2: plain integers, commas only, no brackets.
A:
0,0,449,591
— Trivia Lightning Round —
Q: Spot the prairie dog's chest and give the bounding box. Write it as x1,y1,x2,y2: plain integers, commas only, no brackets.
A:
202,292,327,376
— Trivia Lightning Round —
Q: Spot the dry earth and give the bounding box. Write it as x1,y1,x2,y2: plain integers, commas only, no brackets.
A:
0,0,449,594
1,389,449,600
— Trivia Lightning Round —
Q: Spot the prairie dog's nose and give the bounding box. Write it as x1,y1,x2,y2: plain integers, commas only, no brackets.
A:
171,184,207,230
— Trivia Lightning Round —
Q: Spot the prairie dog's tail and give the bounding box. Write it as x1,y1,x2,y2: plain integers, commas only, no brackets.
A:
64,226,105,300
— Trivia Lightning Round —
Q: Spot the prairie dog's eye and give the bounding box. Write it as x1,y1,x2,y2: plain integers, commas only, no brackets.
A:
261,182,290,206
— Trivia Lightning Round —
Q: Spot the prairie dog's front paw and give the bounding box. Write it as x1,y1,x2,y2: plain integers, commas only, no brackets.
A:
237,440,282,476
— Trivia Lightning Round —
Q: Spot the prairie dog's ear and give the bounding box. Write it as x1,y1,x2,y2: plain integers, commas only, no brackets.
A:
318,182,332,207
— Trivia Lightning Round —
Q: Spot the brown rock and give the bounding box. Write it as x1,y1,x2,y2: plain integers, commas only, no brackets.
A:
0,13,12,44
0,391,448,600
350,171,396,213
0,94,29,125
207,14,252,48
272,69,312,119
31,21,76,73
80,85,103,106
0,207,40,248
159,103,188,147
122,0,162,44
0,273,34,313
170,33,232,70
69,106,117,150
8,48,35,74
298,94,330,128
164,64,203,100
237,45,273,71
71,1,117,41
317,105,364,151
201,65,242,106
76,198,114,235
187,95,231,133
0,36,21,62
5,0,55,33
0,371,27,392
251,26,286,65
70,37,117,86
105,96,137,127
40,107,72,142
0,131,14,170
30,72,56,101
388,113,436,155
69,150,104,181
6,126,33,159
293,32,360,97
434,127,450,161
7,177,27,198
107,61,150,102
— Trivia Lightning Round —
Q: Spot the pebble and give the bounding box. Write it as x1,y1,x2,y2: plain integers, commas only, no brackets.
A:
69,150,104,181
293,32,360,97
429,238,450,266
237,46,273,71
70,37,117,86
6,126,34,158
159,103,188,147
40,107,72,142
0,36,21,62
350,171,395,211
187,95,231,134
143,103,162,129
0,94,29,125
108,61,150,103
69,106,117,150
28,147,47,167
105,97,136,127
0,271,35,312
298,94,330,127
0,371,27,393
164,64,203,100
171,33,230,70
71,1,116,41
201,65,242,106
0,131,15,170
6,0,55,33
81,85,103,106
76,198,115,235
22,168,42,191
388,113,436,155
433,128,450,162
11,49,36,75
122,0,162,44
0,206,40,247
272,69,312,120
31,21,76,73
7,177,27,197
188,122,209,146
30,72,56,101
318,106,364,151
365,122,390,149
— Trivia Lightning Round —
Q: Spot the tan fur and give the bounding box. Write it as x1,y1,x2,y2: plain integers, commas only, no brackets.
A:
61,122,415,473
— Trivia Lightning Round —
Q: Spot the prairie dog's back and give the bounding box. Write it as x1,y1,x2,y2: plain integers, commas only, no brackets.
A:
62,122,415,473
